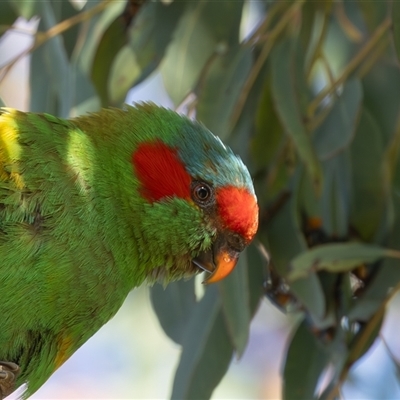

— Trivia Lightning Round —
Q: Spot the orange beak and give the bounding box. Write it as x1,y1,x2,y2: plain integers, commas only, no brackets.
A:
204,250,239,284
192,235,241,284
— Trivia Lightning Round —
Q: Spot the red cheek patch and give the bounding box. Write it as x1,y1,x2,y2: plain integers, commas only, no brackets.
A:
132,141,191,202
216,186,258,242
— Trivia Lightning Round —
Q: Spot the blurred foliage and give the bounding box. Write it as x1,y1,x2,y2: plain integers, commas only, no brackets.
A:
3,0,400,398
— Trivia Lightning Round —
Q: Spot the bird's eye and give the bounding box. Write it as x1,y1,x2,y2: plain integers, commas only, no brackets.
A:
192,182,213,205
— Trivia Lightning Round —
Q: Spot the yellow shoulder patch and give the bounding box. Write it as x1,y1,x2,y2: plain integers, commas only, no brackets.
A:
54,334,75,371
0,109,24,188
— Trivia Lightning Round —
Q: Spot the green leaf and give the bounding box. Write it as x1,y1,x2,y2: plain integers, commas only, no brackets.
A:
127,0,185,87
313,78,362,159
264,168,327,320
196,45,252,140
150,278,196,345
362,62,400,144
246,243,268,313
8,0,37,19
227,59,269,169
91,15,128,106
264,167,307,281
49,0,81,60
29,2,72,117
283,319,329,400
93,1,184,106
161,0,244,105
69,67,100,116
271,37,322,190
171,286,233,400
0,2,17,37
0,97,5,107
288,243,400,281
252,70,284,172
321,151,351,237
73,0,123,74
218,249,251,357
349,108,386,241
392,1,400,64
290,275,326,323
108,45,140,105
358,1,388,32
265,194,306,278
299,1,316,56
298,160,321,220
348,196,400,322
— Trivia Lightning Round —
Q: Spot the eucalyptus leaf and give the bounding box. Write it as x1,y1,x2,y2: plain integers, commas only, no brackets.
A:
196,45,252,140
108,46,140,106
299,1,316,57
150,278,196,345
171,286,233,400
53,0,81,60
313,78,362,160
321,151,351,237
252,71,283,173
288,243,400,281
29,2,72,117
91,15,128,106
349,108,386,240
362,62,400,145
348,196,400,322
69,66,100,116
246,242,268,312
0,2,17,36
358,1,388,32
290,275,326,323
283,319,329,400
161,0,244,105
228,59,269,168
271,37,322,190
265,195,307,278
93,1,184,106
73,0,124,74
8,0,37,19
218,249,251,357
392,1,400,64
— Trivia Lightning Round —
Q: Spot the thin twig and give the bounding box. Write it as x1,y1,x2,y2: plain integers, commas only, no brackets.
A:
305,1,332,79
357,35,390,79
336,0,363,43
230,0,306,131
307,16,392,118
0,0,113,84
244,1,287,47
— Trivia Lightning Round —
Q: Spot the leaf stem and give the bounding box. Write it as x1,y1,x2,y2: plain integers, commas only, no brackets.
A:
230,0,306,130
307,16,392,118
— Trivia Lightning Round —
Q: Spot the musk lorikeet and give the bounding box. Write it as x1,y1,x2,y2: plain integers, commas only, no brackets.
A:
0,103,258,398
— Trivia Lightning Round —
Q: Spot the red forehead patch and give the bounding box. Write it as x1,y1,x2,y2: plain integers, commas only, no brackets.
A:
132,141,191,202
216,186,258,242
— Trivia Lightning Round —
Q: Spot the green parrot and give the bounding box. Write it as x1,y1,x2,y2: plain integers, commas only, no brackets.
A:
0,103,258,398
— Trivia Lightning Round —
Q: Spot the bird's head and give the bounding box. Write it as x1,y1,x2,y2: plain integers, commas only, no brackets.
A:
128,104,258,284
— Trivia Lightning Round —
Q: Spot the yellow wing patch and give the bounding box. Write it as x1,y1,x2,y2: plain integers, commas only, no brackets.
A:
0,109,25,188
54,334,75,371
